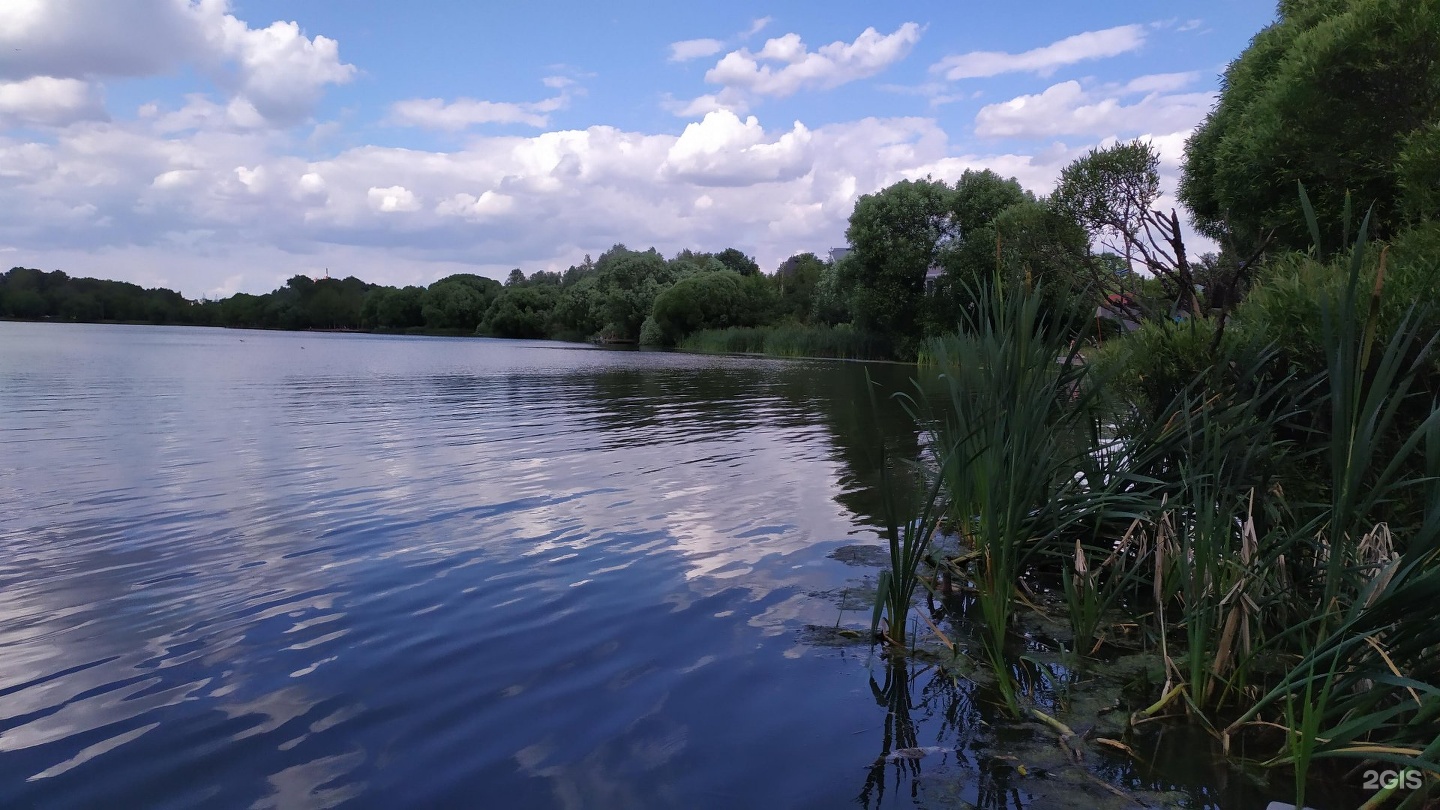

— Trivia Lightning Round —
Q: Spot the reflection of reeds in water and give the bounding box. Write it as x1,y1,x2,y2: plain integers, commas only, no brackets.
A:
858,655,994,810
858,655,922,808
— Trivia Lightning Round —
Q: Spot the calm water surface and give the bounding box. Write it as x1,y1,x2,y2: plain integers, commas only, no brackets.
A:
0,322,1284,809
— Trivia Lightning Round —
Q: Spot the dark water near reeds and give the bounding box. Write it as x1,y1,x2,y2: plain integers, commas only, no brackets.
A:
0,322,1313,809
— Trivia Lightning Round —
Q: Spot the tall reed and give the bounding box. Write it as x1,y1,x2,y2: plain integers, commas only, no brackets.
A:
1214,190,1440,802
856,185,1440,796
922,277,1096,712
1306,197,1440,628
860,364,950,647
868,440,946,646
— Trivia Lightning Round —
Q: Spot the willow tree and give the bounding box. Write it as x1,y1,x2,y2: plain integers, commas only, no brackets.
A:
1179,0,1440,253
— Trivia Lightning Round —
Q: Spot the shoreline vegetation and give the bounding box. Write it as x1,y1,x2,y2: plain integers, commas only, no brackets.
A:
872,200,1440,807
3,2,1438,806
677,325,893,362
851,0,1440,801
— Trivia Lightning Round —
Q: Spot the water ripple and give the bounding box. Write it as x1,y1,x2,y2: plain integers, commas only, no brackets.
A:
0,323,924,808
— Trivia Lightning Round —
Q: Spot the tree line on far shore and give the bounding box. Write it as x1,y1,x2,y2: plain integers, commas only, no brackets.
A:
5,0,1436,366
0,245,826,343
0,164,1163,361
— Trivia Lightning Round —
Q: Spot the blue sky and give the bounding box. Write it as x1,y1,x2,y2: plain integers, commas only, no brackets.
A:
0,1,1277,297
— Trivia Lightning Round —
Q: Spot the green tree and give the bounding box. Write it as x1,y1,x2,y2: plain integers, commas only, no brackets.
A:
308,285,349,328
952,169,1032,239
285,274,315,296
551,277,603,339
738,272,778,324
811,256,856,326
480,284,560,338
421,274,503,331
845,178,957,349
1180,0,1440,251
990,200,1093,327
935,199,1092,334
590,246,675,341
5,288,47,318
562,255,595,286
0,266,215,326
776,252,827,323
363,286,426,329
1053,140,1159,266
929,171,1036,328
715,247,761,276
649,269,747,344
1055,140,1199,313
216,293,263,327
844,172,1037,346
667,252,727,278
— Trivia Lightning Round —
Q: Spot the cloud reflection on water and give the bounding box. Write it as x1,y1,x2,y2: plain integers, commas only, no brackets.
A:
0,323,916,807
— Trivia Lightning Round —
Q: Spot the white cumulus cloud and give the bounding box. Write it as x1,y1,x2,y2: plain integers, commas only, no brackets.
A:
201,14,355,125
0,0,201,80
0,77,107,127
152,169,202,189
675,23,921,115
436,191,515,220
709,23,922,96
661,110,813,186
295,172,328,202
390,81,576,131
391,98,548,130
0,0,354,127
368,186,420,213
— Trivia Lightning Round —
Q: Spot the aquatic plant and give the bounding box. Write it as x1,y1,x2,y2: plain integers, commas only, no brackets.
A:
1213,192,1440,803
867,384,948,647
920,276,1101,712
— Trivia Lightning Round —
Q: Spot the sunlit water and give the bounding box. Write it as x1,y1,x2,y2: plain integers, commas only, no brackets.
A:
0,322,1298,809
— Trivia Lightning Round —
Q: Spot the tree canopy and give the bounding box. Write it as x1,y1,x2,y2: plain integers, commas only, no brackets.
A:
648,269,748,345
844,178,959,346
1055,140,1200,313
1180,0,1440,251
420,274,503,331
839,170,1078,349
0,267,200,324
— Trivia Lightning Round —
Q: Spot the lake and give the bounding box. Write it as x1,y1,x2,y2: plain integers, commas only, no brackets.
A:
0,322,1277,809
